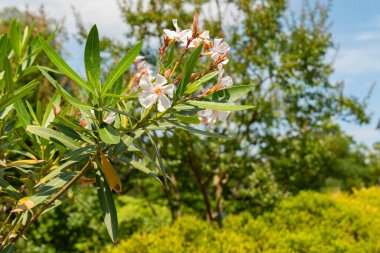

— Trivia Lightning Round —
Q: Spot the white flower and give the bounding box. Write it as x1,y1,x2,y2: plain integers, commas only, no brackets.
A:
164,19,192,46
198,109,229,126
138,74,174,112
188,30,210,48
211,39,230,65
215,69,233,90
104,112,116,124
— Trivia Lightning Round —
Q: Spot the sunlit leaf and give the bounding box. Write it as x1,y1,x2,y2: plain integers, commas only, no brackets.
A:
99,125,120,145
102,41,142,96
186,100,255,111
38,36,95,95
26,125,82,150
175,43,203,99
85,25,101,93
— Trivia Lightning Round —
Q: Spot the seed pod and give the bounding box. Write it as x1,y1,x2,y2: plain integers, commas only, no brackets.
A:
100,153,122,193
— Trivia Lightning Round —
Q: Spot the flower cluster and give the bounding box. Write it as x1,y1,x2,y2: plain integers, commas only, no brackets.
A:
136,13,233,125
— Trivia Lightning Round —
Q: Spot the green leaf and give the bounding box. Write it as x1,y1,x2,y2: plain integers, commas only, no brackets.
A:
102,41,142,97
85,25,101,93
129,159,161,183
175,44,203,99
39,66,93,111
14,101,31,128
174,114,200,124
38,36,95,95
26,125,82,150
184,71,219,95
8,19,21,60
42,92,60,127
21,23,34,50
0,178,21,200
29,171,78,207
202,85,254,103
165,119,229,139
3,57,14,93
0,79,39,112
186,100,255,111
166,42,175,66
52,123,95,145
147,132,167,186
99,125,120,145
0,34,9,68
96,169,118,243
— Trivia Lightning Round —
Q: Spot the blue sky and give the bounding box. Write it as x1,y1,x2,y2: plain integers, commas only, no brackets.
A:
0,0,378,147
324,0,380,147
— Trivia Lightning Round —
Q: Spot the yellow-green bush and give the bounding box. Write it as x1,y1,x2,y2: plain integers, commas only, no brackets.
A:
108,187,380,253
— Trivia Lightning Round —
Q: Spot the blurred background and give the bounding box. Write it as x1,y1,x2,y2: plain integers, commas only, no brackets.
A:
1,0,380,252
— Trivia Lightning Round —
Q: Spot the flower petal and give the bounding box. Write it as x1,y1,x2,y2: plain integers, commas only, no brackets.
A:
172,19,180,32
161,84,174,97
139,76,153,91
156,74,168,86
218,69,225,82
157,94,171,112
214,38,222,48
104,112,116,124
139,93,157,109
221,76,233,88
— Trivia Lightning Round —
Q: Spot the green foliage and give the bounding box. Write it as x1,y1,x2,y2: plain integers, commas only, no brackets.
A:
109,187,380,253
15,187,171,252
1,8,254,249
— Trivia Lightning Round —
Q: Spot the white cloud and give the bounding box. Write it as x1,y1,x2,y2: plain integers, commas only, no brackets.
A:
354,31,380,41
334,44,380,76
0,0,126,40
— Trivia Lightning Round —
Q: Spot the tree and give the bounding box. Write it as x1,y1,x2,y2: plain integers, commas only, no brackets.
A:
73,0,375,225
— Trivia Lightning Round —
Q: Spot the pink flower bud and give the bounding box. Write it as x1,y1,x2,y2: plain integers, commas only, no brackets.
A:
52,104,61,116
164,69,172,78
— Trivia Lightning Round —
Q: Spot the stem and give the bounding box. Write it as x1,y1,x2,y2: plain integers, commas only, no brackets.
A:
1,215,20,247
0,210,13,235
8,156,96,246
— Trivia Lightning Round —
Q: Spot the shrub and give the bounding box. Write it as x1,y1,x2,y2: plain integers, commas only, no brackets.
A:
108,187,380,253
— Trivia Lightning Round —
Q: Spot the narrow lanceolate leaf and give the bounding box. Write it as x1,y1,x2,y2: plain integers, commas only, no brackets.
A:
39,66,93,111
100,152,122,193
174,114,201,124
7,159,44,167
147,132,167,186
0,79,39,111
186,100,255,111
14,101,31,128
96,169,118,242
99,125,120,145
202,85,254,103
101,41,143,96
3,57,14,93
8,19,21,60
129,159,161,184
0,177,21,200
184,71,219,95
38,36,95,95
175,43,203,99
165,119,230,139
85,25,101,93
42,92,60,127
0,34,10,66
26,126,82,150
27,171,78,208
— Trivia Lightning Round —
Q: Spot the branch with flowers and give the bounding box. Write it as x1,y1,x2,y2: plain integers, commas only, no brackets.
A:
0,14,254,250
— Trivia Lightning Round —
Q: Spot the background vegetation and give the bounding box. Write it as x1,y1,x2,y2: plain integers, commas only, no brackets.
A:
1,0,380,252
